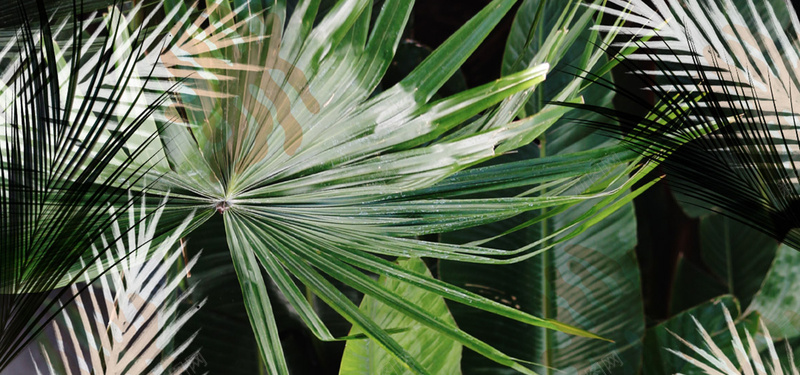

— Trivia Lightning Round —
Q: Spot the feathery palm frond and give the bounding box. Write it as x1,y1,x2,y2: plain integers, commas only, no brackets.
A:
33,194,203,375
0,0,198,369
578,0,800,249
668,305,798,375
0,0,658,373
135,0,664,373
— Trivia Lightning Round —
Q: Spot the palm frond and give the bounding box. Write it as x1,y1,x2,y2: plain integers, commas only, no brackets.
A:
668,305,798,375
0,0,193,369
579,0,800,249
144,0,662,373
34,193,203,375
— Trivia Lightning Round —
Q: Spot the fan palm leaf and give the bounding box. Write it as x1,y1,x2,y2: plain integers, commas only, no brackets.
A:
0,0,662,372
140,0,662,373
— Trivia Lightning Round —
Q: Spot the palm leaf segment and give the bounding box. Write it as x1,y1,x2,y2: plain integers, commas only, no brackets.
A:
587,0,800,248
668,305,798,375
147,0,659,373
34,195,203,375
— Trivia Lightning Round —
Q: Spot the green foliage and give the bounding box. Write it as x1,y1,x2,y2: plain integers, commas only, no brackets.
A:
699,215,778,308
140,0,651,373
583,0,800,373
749,245,800,339
339,257,462,375
0,0,185,369
434,1,646,374
11,0,800,373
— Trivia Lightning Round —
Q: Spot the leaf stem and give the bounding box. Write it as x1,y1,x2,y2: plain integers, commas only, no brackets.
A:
539,138,554,375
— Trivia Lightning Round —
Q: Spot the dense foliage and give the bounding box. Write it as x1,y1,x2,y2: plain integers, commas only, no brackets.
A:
2,0,800,374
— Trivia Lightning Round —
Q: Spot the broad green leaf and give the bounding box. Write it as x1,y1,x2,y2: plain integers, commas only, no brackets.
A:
699,214,778,308
440,183,644,374
339,257,461,375
669,256,729,315
748,244,800,339
667,209,778,316
668,213,781,314
502,0,580,115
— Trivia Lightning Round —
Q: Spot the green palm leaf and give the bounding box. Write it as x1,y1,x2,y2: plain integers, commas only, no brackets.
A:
76,0,661,372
